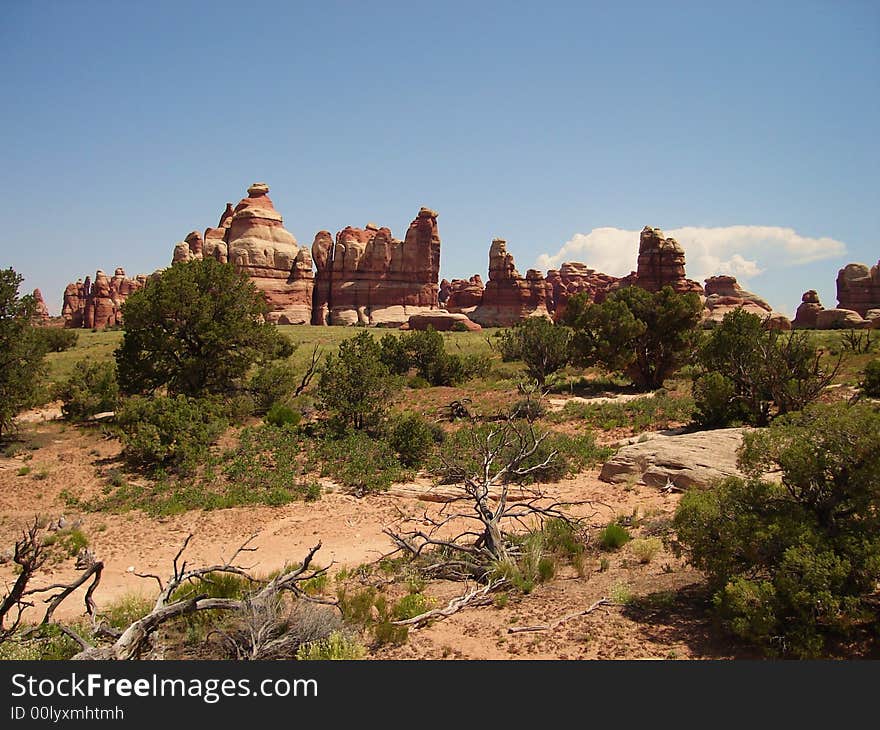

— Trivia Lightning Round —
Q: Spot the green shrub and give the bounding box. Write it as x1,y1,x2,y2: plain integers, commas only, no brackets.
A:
497,318,571,386
318,331,392,432
265,403,301,428
692,371,745,428
249,360,300,414
54,360,119,422
697,309,840,426
317,430,404,494
861,359,880,397
563,285,703,390
598,522,631,551
511,397,547,421
379,328,487,386
43,527,89,559
674,402,880,657
295,631,365,660
115,258,293,397
36,327,79,352
386,413,443,467
116,395,226,473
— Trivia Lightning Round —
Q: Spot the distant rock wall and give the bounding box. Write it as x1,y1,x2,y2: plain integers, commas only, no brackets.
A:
61,268,147,329
837,261,880,318
311,208,441,326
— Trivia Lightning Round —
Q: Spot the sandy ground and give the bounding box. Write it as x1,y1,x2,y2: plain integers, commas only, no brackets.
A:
0,407,750,660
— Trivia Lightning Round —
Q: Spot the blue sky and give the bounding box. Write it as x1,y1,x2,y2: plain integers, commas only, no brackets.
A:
1,1,877,316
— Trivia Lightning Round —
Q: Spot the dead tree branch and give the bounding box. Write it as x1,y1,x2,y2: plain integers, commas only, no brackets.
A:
0,518,45,640
391,579,508,628
507,598,611,634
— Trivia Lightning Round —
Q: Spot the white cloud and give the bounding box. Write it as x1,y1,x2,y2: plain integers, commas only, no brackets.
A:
536,225,846,286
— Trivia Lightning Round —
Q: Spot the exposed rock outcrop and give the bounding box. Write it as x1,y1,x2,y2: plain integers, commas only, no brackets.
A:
546,262,618,320
226,183,313,325
793,290,824,329
61,268,146,329
837,261,880,318
311,208,441,327
168,184,313,324
32,289,50,324
469,239,552,327
702,275,790,329
443,275,485,314
599,428,748,490
815,308,872,330
403,311,481,332
635,227,703,295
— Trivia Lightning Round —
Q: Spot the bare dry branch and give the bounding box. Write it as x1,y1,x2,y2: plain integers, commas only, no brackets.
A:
391,579,508,627
507,598,611,634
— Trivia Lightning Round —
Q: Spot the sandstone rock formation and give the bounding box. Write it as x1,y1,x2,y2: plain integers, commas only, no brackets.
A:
599,428,748,490
443,275,485,314
469,239,552,327
837,261,880,318
793,290,824,329
815,308,871,330
546,262,618,320
311,208,441,327
32,289,50,324
634,227,703,295
169,183,313,324
403,311,482,332
702,275,790,329
226,183,313,325
61,268,146,329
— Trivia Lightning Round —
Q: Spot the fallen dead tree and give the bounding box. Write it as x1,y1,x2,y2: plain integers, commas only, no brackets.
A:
0,526,334,660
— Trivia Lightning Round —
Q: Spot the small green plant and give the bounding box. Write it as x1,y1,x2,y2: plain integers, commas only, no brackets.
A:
609,581,633,605
598,557,610,572
493,592,510,609
861,359,880,397
265,403,301,428
598,522,631,551
295,631,365,660
16,466,31,477
392,593,434,621
33,467,50,480
630,537,662,564
43,527,89,559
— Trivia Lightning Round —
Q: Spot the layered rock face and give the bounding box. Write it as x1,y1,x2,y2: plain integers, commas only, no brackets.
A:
311,208,441,326
227,183,313,324
703,275,790,329
635,227,703,294
469,239,552,327
170,184,313,324
443,275,485,313
546,262,619,320
61,268,146,329
32,289,50,324
837,261,880,318
793,290,824,329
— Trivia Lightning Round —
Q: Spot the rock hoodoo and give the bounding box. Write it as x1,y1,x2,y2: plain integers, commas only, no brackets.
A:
32,289,50,324
836,261,880,318
169,183,314,324
311,207,441,327
61,268,146,329
702,275,791,329
634,227,703,295
468,239,552,327
793,290,824,329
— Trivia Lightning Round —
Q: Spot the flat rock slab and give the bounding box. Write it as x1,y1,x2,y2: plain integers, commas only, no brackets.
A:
600,428,747,489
